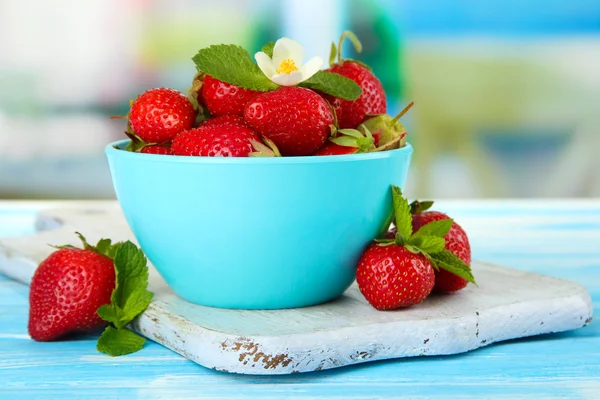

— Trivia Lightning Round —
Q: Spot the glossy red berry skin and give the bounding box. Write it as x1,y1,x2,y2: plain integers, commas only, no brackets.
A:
412,211,472,292
357,244,435,310
200,75,259,117
325,62,386,129
129,88,196,144
172,116,260,157
243,87,334,156
28,248,115,341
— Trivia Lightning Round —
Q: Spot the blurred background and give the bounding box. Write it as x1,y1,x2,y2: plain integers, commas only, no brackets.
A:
1,0,599,199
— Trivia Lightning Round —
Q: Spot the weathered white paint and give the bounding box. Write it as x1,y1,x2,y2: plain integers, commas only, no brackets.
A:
0,204,593,375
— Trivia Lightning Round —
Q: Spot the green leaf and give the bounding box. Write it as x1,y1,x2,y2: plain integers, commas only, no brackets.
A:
97,304,118,324
430,250,476,284
391,185,412,240
261,41,275,58
412,219,453,240
192,44,278,92
329,42,337,65
299,70,362,101
409,235,446,254
122,289,154,324
111,241,149,309
97,326,146,357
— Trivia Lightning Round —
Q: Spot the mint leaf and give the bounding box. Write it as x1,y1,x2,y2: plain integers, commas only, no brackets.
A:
261,42,274,58
122,289,154,324
412,219,453,240
299,70,362,101
192,44,278,92
97,304,118,325
112,241,149,309
97,326,145,357
391,185,412,240
430,250,476,284
409,235,445,254
96,240,154,356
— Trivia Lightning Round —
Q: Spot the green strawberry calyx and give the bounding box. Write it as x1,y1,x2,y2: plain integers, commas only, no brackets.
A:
185,71,210,126
375,186,476,284
249,136,282,157
329,125,375,153
410,199,435,215
362,101,414,151
52,232,124,260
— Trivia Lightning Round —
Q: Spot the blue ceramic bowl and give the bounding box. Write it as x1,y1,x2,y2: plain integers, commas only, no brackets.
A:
105,140,413,309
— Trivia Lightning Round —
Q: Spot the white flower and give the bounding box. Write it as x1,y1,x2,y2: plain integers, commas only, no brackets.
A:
255,38,323,86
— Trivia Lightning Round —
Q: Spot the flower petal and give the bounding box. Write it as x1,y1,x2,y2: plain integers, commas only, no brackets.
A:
272,37,304,68
254,52,277,78
297,56,323,81
270,71,305,86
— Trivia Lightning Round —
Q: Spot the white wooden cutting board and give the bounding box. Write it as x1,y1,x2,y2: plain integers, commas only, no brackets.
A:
0,203,593,375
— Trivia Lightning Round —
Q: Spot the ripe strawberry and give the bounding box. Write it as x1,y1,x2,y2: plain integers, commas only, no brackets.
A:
357,244,435,310
244,86,334,156
129,88,196,144
324,32,386,129
412,203,471,293
200,114,247,129
358,186,475,310
386,201,473,293
141,145,173,155
200,75,258,117
28,234,117,341
172,115,277,157
314,126,375,156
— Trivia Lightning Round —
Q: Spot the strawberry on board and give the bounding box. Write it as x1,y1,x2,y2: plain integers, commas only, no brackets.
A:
128,88,196,144
411,200,472,293
29,234,155,357
324,31,387,129
199,74,259,117
28,234,119,341
357,186,476,310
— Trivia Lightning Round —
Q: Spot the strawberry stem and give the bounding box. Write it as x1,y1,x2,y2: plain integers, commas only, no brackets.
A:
391,101,415,124
337,31,362,63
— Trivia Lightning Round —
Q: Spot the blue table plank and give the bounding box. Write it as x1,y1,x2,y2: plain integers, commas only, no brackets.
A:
0,201,598,399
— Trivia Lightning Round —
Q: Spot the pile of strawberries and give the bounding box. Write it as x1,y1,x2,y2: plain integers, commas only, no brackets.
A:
357,187,476,310
122,32,411,157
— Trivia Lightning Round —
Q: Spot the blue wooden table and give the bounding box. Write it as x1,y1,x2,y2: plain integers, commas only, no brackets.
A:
1,200,598,399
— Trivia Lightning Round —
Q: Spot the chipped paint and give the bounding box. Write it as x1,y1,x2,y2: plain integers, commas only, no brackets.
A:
221,338,292,369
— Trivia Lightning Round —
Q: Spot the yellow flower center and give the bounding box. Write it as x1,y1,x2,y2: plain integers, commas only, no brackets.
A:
276,59,298,75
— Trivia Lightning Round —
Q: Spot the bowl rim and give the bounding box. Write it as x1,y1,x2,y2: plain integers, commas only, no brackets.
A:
106,140,413,165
